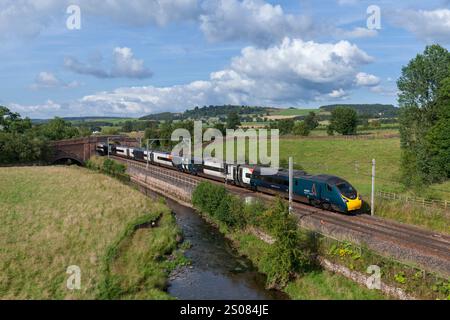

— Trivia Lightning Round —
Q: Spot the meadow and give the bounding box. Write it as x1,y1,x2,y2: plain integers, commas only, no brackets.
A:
214,134,449,233
0,166,180,299
269,108,320,117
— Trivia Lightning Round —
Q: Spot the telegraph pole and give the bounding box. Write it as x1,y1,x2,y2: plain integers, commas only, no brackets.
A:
289,157,293,214
371,159,376,216
146,139,150,169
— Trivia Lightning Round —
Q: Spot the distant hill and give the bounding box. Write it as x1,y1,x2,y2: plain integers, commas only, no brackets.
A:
31,116,133,124
319,104,398,118
140,112,183,121
140,105,271,121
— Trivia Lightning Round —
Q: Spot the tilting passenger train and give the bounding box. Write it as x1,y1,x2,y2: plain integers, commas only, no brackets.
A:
97,143,362,214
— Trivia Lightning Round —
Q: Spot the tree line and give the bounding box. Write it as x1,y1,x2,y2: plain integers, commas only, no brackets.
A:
397,44,450,186
0,106,88,164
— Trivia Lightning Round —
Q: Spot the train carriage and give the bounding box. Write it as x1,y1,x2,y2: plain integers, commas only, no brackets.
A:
96,143,362,214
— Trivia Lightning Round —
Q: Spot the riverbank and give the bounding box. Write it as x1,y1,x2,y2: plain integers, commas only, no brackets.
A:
0,166,181,299
206,214,387,299
189,181,450,300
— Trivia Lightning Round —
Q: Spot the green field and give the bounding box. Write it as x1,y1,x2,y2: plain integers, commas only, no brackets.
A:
215,135,449,233
0,166,180,299
279,137,450,233
269,108,319,117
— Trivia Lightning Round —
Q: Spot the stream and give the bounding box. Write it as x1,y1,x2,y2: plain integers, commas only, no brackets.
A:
148,192,287,300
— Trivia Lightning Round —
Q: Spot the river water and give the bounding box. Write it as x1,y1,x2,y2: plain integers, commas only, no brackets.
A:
154,196,287,300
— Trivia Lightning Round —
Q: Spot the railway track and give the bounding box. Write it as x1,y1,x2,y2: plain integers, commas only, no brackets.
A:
112,155,450,277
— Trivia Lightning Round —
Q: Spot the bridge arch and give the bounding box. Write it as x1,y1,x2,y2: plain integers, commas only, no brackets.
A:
51,150,85,166
49,136,140,165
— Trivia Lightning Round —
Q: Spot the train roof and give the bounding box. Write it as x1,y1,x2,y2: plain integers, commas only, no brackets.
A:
256,168,349,185
306,174,349,185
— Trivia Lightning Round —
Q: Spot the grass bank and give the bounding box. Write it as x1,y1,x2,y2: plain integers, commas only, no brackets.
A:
192,182,387,300
214,136,449,234
0,166,181,299
192,181,450,300
278,137,449,234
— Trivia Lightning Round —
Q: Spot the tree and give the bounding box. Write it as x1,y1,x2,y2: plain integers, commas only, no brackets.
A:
397,45,450,185
213,122,226,135
0,106,32,133
37,118,79,140
424,77,450,181
226,111,241,130
277,119,295,135
122,121,134,132
328,107,358,135
304,112,319,131
293,121,310,136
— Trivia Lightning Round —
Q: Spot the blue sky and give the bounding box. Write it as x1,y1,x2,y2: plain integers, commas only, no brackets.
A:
1,0,449,118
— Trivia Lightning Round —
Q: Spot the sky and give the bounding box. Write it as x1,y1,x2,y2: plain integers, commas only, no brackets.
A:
1,0,449,119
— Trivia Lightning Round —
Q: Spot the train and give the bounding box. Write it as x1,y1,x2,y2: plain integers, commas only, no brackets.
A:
96,143,362,214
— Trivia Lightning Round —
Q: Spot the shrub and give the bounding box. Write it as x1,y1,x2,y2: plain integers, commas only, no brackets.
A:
293,121,311,136
260,198,309,288
328,107,358,135
192,182,228,217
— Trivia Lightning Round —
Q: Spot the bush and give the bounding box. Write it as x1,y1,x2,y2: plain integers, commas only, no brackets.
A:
86,156,128,181
192,185,310,289
328,107,358,135
293,121,310,136
260,198,309,287
192,182,246,228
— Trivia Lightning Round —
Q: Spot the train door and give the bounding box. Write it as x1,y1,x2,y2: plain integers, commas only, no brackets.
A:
227,165,236,183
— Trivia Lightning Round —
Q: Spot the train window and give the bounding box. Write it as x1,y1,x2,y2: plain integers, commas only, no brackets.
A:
327,184,332,192
337,182,357,200
204,165,225,173
245,173,252,178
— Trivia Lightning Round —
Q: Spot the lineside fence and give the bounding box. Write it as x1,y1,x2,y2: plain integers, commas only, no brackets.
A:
376,190,450,212
117,157,199,195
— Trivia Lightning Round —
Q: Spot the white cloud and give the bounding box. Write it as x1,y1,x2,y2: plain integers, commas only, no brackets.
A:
369,85,398,97
393,9,450,43
11,38,378,118
9,100,63,118
0,0,378,46
31,72,60,89
73,38,375,116
65,47,152,79
336,27,378,39
355,72,380,87
200,0,317,45
30,71,80,90
328,89,348,99
0,0,201,39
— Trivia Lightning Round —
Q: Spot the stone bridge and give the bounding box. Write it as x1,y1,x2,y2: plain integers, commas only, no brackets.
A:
49,136,139,165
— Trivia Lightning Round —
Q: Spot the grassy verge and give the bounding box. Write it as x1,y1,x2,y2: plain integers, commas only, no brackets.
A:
192,182,450,300
374,201,449,234
319,239,450,300
192,182,388,300
0,166,181,299
231,232,386,300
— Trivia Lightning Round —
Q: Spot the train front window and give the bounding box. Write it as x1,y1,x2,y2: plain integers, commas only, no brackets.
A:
336,182,357,200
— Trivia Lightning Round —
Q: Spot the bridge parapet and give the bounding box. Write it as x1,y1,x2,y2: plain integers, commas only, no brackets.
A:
49,135,139,165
